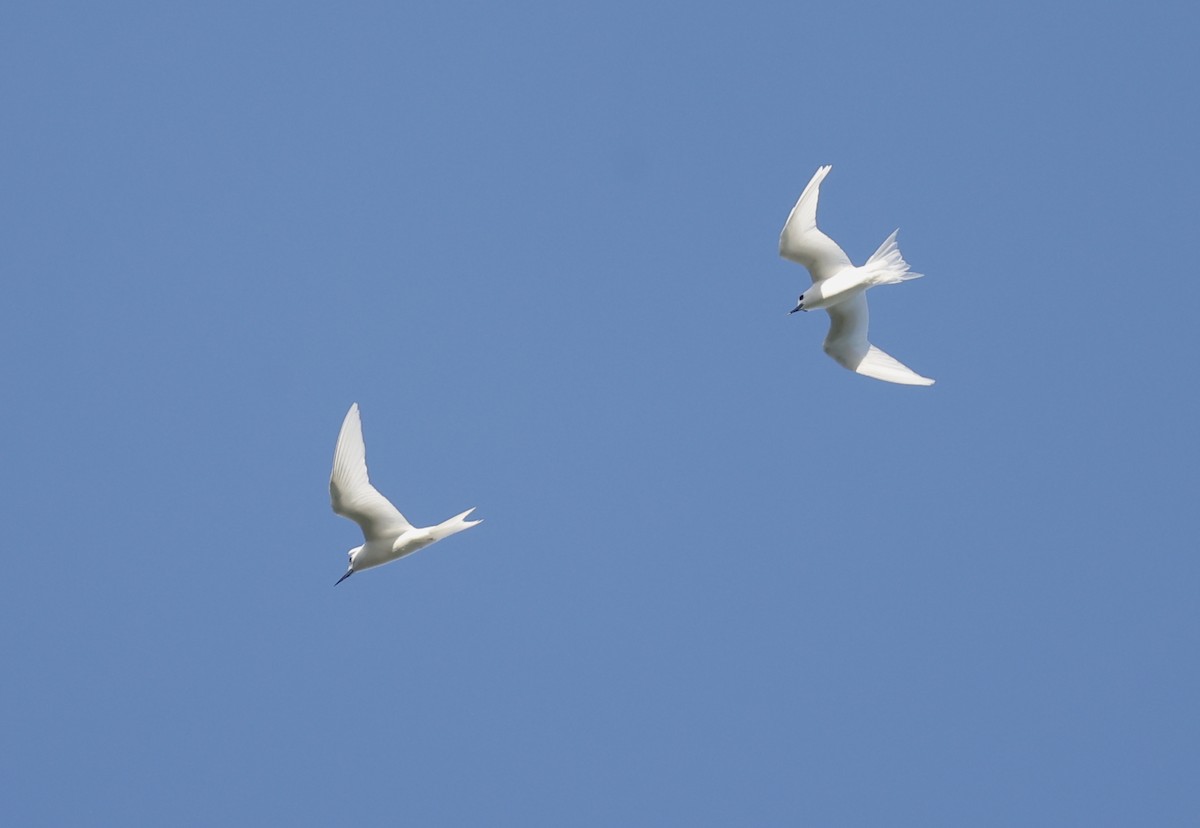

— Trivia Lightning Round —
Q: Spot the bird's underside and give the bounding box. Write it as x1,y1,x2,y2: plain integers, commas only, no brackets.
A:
779,165,934,386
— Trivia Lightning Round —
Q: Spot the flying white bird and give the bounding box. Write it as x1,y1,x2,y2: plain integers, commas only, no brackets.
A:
780,165,934,386
329,403,481,585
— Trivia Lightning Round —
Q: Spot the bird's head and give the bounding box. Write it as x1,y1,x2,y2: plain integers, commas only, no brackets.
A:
789,293,807,314
335,545,363,586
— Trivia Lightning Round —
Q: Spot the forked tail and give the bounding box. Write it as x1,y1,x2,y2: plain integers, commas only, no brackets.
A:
863,229,922,287
429,507,483,542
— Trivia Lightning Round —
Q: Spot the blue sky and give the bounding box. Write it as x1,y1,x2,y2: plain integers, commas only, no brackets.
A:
3,1,1198,824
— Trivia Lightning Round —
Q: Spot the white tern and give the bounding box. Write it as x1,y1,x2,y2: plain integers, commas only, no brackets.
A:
330,403,481,585
780,165,934,386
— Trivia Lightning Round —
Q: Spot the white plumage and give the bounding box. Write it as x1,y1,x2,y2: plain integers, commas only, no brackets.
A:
780,165,934,386
329,403,481,584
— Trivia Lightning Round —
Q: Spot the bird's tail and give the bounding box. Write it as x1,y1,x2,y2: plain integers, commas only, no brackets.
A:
429,507,483,542
863,229,922,287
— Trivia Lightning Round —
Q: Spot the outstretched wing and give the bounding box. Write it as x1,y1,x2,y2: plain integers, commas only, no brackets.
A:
779,165,853,283
330,403,413,540
823,294,935,386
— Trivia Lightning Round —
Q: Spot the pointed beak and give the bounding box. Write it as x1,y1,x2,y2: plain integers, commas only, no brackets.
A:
789,304,803,314
335,567,354,586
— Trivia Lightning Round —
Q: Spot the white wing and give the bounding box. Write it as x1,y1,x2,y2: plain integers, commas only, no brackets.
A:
779,165,853,282
329,403,413,540
823,294,935,386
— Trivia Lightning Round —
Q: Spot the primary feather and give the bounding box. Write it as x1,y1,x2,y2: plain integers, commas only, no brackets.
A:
330,403,413,541
779,165,852,281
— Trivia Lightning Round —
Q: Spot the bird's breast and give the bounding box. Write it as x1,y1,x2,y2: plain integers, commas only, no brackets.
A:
802,268,869,311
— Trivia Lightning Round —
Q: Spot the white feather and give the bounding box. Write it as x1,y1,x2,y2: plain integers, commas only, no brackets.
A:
330,403,412,540
781,166,935,386
329,403,481,583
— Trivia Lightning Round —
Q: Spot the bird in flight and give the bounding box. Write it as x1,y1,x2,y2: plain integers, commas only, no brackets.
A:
779,165,934,386
329,403,481,585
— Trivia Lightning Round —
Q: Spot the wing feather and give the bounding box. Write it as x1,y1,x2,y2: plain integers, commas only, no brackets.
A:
329,403,412,540
823,294,934,386
779,165,853,282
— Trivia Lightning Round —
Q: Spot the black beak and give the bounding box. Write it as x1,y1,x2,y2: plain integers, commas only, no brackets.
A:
789,305,803,314
335,567,354,586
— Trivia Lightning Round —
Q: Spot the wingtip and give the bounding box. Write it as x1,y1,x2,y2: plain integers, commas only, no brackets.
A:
340,402,361,426
847,345,937,387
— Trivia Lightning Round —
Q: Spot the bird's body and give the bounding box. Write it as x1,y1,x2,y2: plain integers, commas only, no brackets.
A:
779,165,934,386
348,531,438,572
329,403,480,584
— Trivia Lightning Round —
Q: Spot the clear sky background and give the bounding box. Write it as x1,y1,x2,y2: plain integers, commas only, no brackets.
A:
3,1,1198,825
